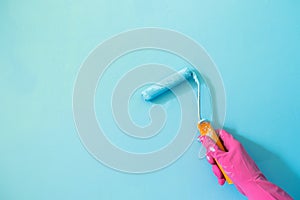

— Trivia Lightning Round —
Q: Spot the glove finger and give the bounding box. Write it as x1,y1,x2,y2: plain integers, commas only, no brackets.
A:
206,152,216,165
212,164,225,180
201,135,220,155
212,164,226,185
218,178,226,185
216,129,237,151
201,135,227,163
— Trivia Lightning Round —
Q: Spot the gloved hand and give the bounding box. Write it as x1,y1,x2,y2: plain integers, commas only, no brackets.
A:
199,129,293,200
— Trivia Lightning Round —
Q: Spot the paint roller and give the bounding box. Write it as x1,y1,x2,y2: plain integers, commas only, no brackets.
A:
141,67,233,184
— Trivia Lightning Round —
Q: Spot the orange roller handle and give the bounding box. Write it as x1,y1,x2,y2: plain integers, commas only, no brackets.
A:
198,121,233,184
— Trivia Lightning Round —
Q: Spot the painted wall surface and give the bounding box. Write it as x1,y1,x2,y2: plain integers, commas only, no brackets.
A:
1,1,299,199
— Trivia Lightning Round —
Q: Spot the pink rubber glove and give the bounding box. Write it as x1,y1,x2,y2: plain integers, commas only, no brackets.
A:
199,129,293,200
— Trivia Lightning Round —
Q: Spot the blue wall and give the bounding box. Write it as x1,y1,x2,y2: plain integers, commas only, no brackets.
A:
1,1,299,199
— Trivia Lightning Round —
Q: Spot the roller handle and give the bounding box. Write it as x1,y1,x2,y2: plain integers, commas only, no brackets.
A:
198,121,233,184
